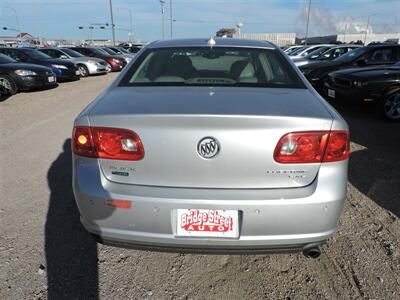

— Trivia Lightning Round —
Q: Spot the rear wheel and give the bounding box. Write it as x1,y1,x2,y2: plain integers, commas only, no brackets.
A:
381,89,400,122
0,74,18,95
78,64,89,77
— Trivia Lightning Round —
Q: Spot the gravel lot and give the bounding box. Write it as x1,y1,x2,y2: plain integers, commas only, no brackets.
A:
1,74,399,299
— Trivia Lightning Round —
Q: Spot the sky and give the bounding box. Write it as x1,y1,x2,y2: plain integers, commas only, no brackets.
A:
0,0,399,42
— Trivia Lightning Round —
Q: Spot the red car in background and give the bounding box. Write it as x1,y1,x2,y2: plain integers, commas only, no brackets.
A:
68,47,127,71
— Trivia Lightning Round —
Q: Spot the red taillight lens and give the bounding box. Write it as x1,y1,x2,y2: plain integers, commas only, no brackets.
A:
323,131,350,162
274,130,349,164
72,126,144,160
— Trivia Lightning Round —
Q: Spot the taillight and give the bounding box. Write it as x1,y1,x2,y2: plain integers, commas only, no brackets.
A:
73,126,96,157
274,130,349,164
323,131,350,162
72,126,144,160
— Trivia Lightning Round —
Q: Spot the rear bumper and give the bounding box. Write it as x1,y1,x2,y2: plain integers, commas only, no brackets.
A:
73,157,348,252
58,71,80,82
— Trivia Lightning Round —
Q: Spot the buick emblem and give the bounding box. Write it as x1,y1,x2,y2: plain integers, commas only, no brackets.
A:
197,137,220,159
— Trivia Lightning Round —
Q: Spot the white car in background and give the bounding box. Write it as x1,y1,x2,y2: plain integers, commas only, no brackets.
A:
289,44,334,59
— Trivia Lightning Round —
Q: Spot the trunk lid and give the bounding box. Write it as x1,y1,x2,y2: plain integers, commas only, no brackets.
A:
88,87,333,189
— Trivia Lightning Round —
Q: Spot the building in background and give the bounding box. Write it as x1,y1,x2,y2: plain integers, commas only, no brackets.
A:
337,33,400,45
0,32,39,47
232,32,296,46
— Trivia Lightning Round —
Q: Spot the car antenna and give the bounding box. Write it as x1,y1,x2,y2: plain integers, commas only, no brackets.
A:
207,36,216,48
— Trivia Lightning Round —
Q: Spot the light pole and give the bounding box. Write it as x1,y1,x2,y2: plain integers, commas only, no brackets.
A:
108,0,116,45
159,0,166,40
3,6,21,44
32,0,43,46
343,22,348,43
128,9,133,42
364,13,378,45
118,7,134,42
169,0,173,39
304,0,312,45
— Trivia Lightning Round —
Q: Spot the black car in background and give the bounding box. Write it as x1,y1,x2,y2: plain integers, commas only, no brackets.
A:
300,44,400,91
325,61,400,121
0,53,57,95
0,47,80,82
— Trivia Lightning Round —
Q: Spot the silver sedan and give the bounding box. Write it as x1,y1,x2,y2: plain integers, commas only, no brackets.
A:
39,47,109,76
72,38,349,257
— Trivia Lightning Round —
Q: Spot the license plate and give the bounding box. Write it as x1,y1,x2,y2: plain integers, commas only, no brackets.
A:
48,76,55,83
328,89,335,98
176,209,239,238
75,70,81,75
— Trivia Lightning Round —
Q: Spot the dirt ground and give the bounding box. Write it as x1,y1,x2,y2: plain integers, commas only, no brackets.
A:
0,73,399,299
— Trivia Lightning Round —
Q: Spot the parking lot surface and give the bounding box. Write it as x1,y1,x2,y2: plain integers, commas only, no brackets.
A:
1,74,399,299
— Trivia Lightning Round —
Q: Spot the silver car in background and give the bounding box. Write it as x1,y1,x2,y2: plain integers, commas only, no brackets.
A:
293,45,362,67
289,44,334,59
98,46,133,64
39,47,109,77
72,38,350,257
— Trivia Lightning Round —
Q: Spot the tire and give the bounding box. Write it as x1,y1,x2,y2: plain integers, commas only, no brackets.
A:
381,89,400,122
0,74,18,95
78,64,89,77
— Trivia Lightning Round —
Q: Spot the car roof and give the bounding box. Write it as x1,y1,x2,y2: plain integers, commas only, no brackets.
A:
329,45,362,49
147,38,276,49
366,44,400,48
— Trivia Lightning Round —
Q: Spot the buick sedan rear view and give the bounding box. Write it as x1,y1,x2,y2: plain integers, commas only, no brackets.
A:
72,38,349,257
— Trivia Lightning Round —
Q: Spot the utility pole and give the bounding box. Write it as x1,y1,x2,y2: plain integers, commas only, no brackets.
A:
108,0,116,45
364,13,378,45
304,0,312,45
32,0,42,46
159,0,165,39
89,26,94,45
343,22,348,43
117,7,134,43
129,9,133,42
169,0,173,39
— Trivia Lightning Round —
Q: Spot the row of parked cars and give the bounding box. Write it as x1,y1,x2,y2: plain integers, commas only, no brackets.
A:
0,45,140,99
282,43,400,121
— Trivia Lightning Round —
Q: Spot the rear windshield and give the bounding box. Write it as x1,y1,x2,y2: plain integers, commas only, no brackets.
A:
101,47,117,55
334,47,368,63
24,49,51,60
0,53,16,63
120,47,305,88
89,48,109,55
61,48,84,57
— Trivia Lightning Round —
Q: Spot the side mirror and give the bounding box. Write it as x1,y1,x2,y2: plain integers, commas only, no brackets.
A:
60,55,68,59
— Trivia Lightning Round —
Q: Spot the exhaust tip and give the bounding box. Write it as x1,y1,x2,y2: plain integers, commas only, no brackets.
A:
303,247,321,259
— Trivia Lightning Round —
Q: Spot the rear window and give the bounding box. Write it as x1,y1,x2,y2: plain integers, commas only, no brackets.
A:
120,47,305,88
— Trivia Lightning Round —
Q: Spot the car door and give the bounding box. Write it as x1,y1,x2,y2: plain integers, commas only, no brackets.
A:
41,49,58,58
80,48,94,57
49,49,63,58
2,49,30,63
73,48,87,56
365,47,397,66
331,48,347,59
